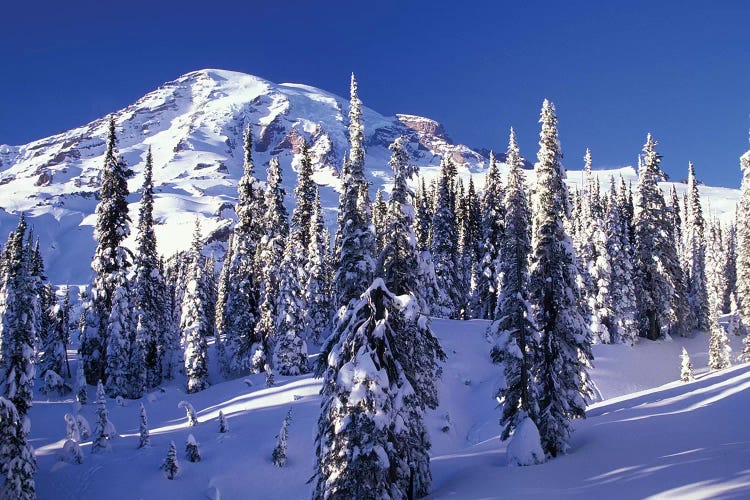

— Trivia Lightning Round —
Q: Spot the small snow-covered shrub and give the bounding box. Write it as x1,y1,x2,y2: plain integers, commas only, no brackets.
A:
185,434,201,462
506,416,545,466
178,401,198,426
41,370,71,396
61,439,83,464
218,411,229,433
161,441,179,480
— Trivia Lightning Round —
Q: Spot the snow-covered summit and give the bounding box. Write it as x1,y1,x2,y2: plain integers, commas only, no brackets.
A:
0,69,740,283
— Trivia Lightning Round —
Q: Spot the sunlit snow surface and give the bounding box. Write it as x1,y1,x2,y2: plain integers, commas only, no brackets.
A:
30,319,750,499
0,69,740,286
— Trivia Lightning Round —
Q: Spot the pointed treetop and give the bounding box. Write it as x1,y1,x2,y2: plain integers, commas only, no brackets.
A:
584,148,592,175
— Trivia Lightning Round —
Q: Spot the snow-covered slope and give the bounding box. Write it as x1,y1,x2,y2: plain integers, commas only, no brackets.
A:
31,319,750,499
0,69,740,284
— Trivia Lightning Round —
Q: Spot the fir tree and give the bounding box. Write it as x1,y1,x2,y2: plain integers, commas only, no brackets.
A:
291,141,317,248
333,73,376,310
528,100,593,458
272,408,292,467
218,410,229,433
415,176,432,252
104,265,143,399
87,116,131,385
680,347,694,382
0,215,38,420
182,221,210,393
372,189,388,255
273,233,309,377
0,397,36,500
133,148,167,390
706,218,728,314
604,179,638,345
178,400,199,427
430,156,465,318
488,149,540,441
708,308,731,370
313,279,418,499
185,434,201,462
253,157,289,372
92,381,115,453
222,125,264,375
138,403,150,448
685,163,710,332
633,134,687,339
736,145,750,326
474,147,507,319
161,441,179,480
75,362,87,405
723,223,738,314
304,190,332,345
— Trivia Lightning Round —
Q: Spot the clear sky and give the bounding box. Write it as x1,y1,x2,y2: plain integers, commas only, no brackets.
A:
1,0,749,187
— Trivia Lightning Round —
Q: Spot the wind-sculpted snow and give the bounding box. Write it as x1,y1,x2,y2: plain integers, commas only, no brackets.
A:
0,69,740,284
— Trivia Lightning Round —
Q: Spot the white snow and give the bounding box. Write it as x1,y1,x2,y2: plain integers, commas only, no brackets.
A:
27,318,750,499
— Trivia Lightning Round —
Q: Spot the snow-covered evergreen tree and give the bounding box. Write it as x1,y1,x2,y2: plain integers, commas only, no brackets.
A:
178,400,199,426
313,279,418,499
253,157,289,373
181,221,210,393
222,126,264,375
474,146,507,319
708,308,731,370
0,397,36,500
185,434,201,462
488,148,540,441
92,381,115,453
723,223,737,314
633,134,688,339
333,73,376,310
685,162,710,332
218,410,228,433
373,189,388,255
133,148,167,390
272,408,292,467
304,190,332,345
706,218,728,315
273,233,309,377
528,100,593,458
87,116,131,385
430,156,465,318
604,179,638,345
680,347,694,382
736,145,750,326
161,441,179,480
0,215,38,420
75,362,87,405
415,176,432,252
138,403,150,448
39,286,71,381
104,264,143,399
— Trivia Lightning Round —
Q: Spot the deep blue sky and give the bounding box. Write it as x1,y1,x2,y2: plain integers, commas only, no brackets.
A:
1,0,749,187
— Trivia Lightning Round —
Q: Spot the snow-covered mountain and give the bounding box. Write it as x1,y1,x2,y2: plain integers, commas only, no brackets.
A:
0,69,740,284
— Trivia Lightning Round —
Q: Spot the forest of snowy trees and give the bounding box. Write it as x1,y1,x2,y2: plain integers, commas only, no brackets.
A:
2,73,750,499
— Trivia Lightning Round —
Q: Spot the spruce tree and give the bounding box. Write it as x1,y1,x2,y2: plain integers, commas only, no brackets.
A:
633,134,687,339
680,347,694,382
161,441,179,480
92,381,115,453
474,147,507,319
604,179,638,345
181,221,210,393
736,145,750,326
218,410,229,433
273,233,309,377
313,279,418,499
185,434,201,462
222,126,264,375
272,409,292,467
723,223,738,314
685,163,710,332
304,190,332,345
706,218,728,314
138,403,150,448
104,266,143,399
0,397,36,500
528,100,593,458
87,116,131,385
253,157,289,372
430,156,465,318
0,215,38,421
291,141,317,248
75,362,87,405
333,73,376,310
134,147,167,389
708,307,731,370
415,176,432,252
488,149,540,441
